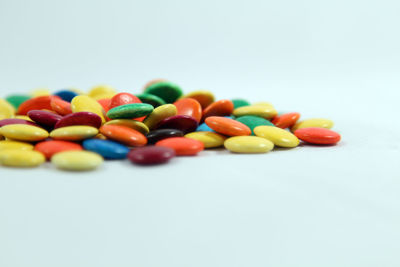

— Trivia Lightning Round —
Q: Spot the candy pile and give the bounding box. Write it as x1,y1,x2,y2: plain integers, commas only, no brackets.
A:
0,81,341,171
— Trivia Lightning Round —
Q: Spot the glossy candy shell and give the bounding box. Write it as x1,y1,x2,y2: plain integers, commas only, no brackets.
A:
146,129,184,144
173,98,202,122
143,104,177,130
128,146,176,165
34,140,83,159
272,112,301,129
71,95,106,123
0,150,45,167
0,140,34,151
50,97,72,115
185,131,226,148
156,115,198,134
224,136,274,153
28,110,62,128
5,95,31,109
254,126,299,148
235,115,274,134
291,119,334,132
181,90,215,109
100,124,147,147
55,112,102,129
137,93,166,108
51,151,103,171
294,127,341,145
50,126,98,141
109,93,142,109
202,100,234,120
0,118,39,127
156,137,204,156
104,119,149,134
54,90,78,102
17,96,56,115
205,116,251,136
144,82,183,103
82,139,129,159
107,103,154,119
0,124,49,142
233,105,277,120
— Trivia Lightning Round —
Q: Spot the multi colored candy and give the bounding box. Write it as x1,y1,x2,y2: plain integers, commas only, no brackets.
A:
0,81,342,170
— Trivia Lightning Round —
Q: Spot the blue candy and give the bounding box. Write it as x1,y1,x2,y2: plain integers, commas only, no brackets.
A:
54,90,78,102
82,139,130,159
196,122,215,132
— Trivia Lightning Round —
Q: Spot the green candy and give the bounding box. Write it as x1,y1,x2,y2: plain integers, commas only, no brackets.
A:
6,95,31,109
236,115,274,135
144,81,183,103
232,99,250,109
137,93,166,108
107,103,154,119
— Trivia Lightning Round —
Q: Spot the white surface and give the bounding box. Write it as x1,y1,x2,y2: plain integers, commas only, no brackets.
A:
1,0,400,266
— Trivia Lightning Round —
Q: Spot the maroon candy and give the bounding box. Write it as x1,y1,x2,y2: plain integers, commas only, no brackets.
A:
27,110,62,128
0,118,39,127
54,112,102,129
128,146,175,165
156,115,198,134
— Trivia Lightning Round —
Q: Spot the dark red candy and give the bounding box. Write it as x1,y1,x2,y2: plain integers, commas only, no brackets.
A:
54,112,102,129
128,146,175,165
156,115,198,134
27,110,63,128
0,118,39,127
146,129,184,144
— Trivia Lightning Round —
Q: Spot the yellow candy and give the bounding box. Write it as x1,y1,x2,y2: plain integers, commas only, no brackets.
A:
94,133,108,140
71,95,106,123
224,136,274,153
88,85,117,99
233,105,277,119
14,115,34,121
143,104,177,130
253,102,273,107
51,151,103,171
90,93,116,100
104,119,149,134
0,124,49,142
0,140,34,151
31,88,51,97
50,126,98,141
0,150,45,167
185,131,226,148
291,118,334,132
180,90,215,108
254,126,299,148
0,99,15,120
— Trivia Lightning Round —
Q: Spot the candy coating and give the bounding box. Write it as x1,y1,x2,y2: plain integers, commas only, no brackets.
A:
82,139,129,159
50,126,98,141
291,118,334,132
0,150,45,167
254,126,299,148
185,131,226,148
156,137,204,156
51,151,103,171
128,146,175,165
294,127,341,145
0,140,34,151
34,140,83,159
107,103,154,119
144,81,183,103
0,124,49,142
71,95,106,123
205,116,251,136
100,124,147,147
143,104,177,130
224,136,274,153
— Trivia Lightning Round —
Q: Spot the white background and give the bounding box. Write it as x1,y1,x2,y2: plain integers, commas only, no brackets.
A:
1,0,400,266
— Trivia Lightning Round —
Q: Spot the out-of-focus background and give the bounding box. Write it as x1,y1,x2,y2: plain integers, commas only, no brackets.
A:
1,1,400,267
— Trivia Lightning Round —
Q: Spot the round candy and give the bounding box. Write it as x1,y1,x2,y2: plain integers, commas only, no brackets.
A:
51,151,103,171
27,110,62,128
0,118,39,127
50,97,72,115
180,90,215,109
294,127,341,145
173,98,202,122
55,112,102,129
16,95,55,115
156,137,204,156
100,124,147,147
107,103,154,119
71,95,106,123
202,99,234,120
34,140,83,159
128,146,175,165
109,92,142,109
82,139,129,159
104,119,149,134
0,140,34,151
0,124,49,142
0,150,45,167
254,126,299,148
146,129,184,144
50,126,98,141
232,99,250,109
88,85,117,100
272,112,301,129
233,104,277,119
185,131,226,148
143,78,168,90
291,118,334,132
156,115,198,134
143,104,177,130
205,116,251,136
235,115,274,134
5,95,31,109
0,99,15,119
196,122,215,132
144,81,183,103
136,93,166,108
97,98,112,113
54,90,78,102
224,136,274,153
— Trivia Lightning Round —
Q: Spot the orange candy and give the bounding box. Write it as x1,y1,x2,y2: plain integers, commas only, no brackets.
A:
294,127,341,145
272,112,301,129
173,98,202,122
97,98,112,113
34,140,82,159
202,99,234,120
50,97,72,115
156,137,204,156
17,96,58,115
100,124,147,147
205,116,251,136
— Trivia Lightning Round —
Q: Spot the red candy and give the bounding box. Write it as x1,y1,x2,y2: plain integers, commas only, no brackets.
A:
156,137,204,156
109,93,145,121
173,98,202,123
272,112,301,129
54,112,102,129
156,115,198,134
128,146,176,165
294,127,341,145
34,140,83,159
100,124,147,147
17,96,59,115
0,118,39,127
50,97,72,115
202,99,234,120
27,110,62,128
